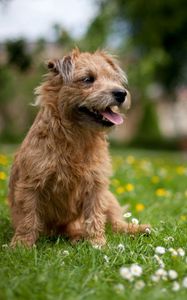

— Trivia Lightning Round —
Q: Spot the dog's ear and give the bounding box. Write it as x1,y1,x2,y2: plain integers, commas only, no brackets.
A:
47,56,74,83
71,47,80,59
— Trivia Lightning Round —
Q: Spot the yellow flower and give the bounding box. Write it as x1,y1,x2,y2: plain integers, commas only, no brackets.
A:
180,215,187,221
126,156,135,164
0,171,7,180
176,166,186,175
155,188,167,197
0,155,8,166
116,186,125,194
135,203,145,212
151,176,160,184
125,183,134,192
185,190,187,197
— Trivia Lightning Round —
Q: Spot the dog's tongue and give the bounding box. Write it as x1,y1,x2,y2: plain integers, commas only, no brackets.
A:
101,107,123,125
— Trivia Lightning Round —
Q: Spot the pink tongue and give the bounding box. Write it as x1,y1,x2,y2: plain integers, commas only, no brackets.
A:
101,108,123,125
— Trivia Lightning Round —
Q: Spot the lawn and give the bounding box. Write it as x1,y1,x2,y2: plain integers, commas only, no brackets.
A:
0,146,187,300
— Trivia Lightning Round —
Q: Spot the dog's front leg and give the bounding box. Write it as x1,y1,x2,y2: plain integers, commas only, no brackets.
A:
10,188,42,248
83,191,107,247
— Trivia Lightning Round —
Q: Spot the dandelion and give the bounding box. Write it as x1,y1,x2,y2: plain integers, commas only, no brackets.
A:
177,248,185,257
123,212,132,218
172,281,180,292
135,203,145,212
126,156,135,164
0,171,7,180
130,264,142,277
134,280,145,290
151,176,160,184
185,190,187,197
0,155,8,166
182,277,187,288
117,244,125,252
155,246,166,255
125,183,134,192
180,215,187,221
155,188,167,197
132,218,139,225
168,270,178,280
119,267,133,281
116,186,125,194
176,166,186,175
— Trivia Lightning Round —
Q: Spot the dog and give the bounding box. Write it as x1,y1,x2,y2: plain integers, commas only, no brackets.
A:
8,48,150,247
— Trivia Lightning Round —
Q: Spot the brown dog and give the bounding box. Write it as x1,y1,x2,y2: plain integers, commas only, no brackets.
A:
8,49,150,247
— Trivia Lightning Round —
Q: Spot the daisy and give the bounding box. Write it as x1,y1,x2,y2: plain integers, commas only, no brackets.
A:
155,246,166,255
168,270,178,280
119,267,133,281
130,264,142,277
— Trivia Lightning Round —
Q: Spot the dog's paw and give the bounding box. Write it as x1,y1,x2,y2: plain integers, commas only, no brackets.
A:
89,236,107,248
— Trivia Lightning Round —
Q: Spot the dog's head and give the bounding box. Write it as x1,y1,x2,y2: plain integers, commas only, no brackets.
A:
37,48,130,129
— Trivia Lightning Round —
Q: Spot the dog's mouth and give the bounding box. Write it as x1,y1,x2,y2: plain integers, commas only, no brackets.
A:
78,105,123,127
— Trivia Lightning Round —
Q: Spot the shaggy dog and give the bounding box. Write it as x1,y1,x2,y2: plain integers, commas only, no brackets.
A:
8,49,150,247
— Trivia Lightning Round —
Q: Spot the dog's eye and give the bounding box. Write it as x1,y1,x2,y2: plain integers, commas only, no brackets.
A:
82,76,95,84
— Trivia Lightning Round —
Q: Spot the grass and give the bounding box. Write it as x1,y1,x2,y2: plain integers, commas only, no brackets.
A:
0,147,187,300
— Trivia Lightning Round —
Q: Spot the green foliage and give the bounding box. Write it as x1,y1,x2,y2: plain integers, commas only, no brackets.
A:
94,0,187,90
0,149,187,299
131,100,163,149
53,24,75,50
6,39,32,72
0,64,44,143
0,65,14,103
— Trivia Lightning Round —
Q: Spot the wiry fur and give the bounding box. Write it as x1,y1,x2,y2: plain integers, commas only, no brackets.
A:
8,49,150,247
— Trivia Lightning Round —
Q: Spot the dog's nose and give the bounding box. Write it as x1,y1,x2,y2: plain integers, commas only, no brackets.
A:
112,90,127,104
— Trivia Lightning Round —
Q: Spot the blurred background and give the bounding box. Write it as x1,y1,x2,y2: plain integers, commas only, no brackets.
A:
0,0,187,150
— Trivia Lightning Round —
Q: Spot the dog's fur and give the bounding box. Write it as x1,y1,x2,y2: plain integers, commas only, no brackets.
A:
8,49,150,247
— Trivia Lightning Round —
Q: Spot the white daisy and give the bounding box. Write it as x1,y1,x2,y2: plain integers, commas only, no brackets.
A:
155,268,167,279
177,248,185,257
104,255,109,263
62,250,69,256
151,275,160,282
155,246,166,255
117,243,125,252
114,283,125,292
123,212,132,218
132,218,139,225
134,280,145,290
119,267,133,281
182,277,187,288
130,264,143,277
172,281,180,292
168,270,178,280
164,236,174,242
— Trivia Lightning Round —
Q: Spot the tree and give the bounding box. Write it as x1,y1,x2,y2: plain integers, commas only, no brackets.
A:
5,39,32,72
84,0,187,147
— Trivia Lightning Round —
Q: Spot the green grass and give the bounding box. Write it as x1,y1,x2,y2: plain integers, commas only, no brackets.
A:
0,147,187,300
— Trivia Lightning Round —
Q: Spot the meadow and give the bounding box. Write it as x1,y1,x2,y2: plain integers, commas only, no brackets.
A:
0,146,187,300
